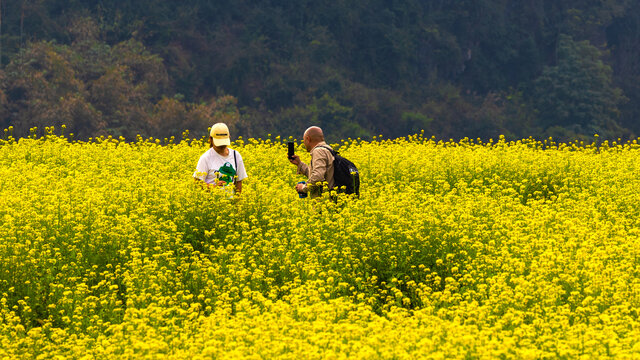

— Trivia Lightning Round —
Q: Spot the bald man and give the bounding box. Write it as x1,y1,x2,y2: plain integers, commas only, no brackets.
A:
289,126,335,198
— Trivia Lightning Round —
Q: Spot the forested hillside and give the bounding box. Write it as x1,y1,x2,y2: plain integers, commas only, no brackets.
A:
0,0,638,141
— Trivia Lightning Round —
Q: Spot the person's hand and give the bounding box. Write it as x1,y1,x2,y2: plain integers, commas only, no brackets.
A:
214,180,226,187
289,154,301,166
295,183,305,192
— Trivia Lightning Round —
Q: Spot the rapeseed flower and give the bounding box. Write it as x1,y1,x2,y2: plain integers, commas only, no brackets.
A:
1,131,640,358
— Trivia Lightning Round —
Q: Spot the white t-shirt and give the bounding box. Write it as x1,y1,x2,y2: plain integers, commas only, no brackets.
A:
193,148,248,184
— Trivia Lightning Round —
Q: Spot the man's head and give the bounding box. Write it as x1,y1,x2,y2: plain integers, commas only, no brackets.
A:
209,123,231,148
303,126,324,151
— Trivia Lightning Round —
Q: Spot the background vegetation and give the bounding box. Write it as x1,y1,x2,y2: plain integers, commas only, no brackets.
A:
0,1,638,141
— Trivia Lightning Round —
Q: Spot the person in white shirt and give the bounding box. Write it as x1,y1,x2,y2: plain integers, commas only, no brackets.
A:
193,123,248,194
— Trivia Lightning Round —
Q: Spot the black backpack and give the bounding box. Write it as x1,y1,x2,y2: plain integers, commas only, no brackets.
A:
319,146,360,197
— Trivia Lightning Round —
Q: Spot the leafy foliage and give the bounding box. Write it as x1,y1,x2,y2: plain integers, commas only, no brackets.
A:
0,1,639,140
0,25,229,139
532,35,627,139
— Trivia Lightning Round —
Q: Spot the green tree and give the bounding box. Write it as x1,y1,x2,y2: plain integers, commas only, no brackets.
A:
0,41,104,138
0,34,233,140
2,0,640,140
532,34,627,139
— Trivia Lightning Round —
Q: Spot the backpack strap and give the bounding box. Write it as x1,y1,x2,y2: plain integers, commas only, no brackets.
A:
233,149,238,184
317,145,337,157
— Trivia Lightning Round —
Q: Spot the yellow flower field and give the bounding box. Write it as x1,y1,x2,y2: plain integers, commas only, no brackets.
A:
2,128,640,359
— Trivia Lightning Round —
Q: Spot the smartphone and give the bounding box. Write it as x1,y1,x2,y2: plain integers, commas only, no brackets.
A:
287,141,295,159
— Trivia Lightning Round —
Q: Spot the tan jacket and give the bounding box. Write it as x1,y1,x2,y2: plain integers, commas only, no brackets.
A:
297,142,335,197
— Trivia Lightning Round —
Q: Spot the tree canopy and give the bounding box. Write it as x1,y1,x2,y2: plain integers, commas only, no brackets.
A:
0,0,638,141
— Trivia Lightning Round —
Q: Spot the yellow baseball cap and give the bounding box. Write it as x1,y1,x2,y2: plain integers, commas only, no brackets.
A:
210,123,231,146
